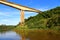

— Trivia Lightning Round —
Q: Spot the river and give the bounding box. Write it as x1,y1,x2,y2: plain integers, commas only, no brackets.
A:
0,31,21,40
0,30,60,40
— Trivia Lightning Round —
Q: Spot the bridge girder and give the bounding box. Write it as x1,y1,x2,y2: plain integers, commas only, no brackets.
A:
0,0,41,25
0,0,41,13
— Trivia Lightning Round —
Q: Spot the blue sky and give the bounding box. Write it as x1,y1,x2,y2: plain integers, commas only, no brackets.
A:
0,0,60,25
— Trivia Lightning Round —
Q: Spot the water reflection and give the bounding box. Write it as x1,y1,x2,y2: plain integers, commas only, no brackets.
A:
0,31,21,40
15,29,60,40
0,30,60,40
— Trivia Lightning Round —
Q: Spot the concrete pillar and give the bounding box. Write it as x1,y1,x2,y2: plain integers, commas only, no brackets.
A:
20,10,24,25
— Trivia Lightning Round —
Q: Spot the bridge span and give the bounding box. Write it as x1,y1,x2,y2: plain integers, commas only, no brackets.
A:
0,0,41,25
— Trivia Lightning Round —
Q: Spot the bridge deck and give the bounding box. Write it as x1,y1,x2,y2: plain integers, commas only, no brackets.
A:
0,0,41,13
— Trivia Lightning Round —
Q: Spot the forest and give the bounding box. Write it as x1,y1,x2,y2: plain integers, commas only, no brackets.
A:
0,6,60,32
16,6,60,30
0,25,16,32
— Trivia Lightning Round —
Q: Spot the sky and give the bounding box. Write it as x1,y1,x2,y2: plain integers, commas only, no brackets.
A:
0,0,60,25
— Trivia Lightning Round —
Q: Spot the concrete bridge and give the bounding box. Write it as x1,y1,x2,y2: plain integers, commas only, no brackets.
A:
0,0,41,25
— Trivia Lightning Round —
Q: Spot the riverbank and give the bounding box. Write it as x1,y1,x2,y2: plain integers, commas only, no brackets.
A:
0,25,16,32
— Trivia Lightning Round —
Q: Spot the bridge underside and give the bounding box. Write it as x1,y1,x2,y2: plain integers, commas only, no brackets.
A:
0,0,41,25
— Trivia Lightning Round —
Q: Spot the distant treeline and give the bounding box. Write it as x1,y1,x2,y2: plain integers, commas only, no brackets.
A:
0,24,16,32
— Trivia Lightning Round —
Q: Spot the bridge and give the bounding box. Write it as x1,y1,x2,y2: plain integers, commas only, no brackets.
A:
0,0,41,25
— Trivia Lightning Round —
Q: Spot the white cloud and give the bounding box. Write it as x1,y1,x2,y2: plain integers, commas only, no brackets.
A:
25,12,38,14
0,18,20,25
0,11,20,25
2,19,9,22
39,8,48,11
0,10,39,25
0,23,2,25
0,12,10,16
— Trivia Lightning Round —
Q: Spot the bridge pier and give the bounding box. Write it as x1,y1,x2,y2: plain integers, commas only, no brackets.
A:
20,10,25,26
0,0,41,26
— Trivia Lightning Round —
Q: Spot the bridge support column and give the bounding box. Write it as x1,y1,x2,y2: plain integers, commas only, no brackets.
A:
20,10,25,26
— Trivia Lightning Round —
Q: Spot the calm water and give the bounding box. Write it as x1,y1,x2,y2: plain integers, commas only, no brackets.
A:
0,30,60,40
0,31,21,40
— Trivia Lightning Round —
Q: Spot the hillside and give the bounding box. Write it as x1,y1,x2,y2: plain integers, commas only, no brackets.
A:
17,6,60,30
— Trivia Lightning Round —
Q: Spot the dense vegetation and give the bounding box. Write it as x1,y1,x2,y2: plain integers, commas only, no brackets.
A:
16,6,60,30
15,7,60,40
0,24,16,32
